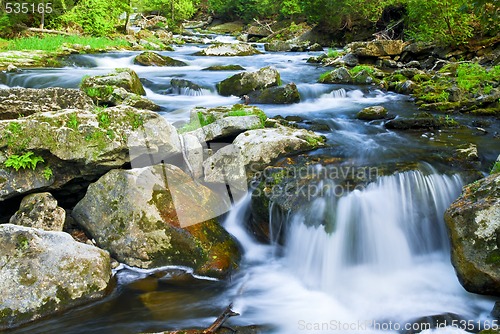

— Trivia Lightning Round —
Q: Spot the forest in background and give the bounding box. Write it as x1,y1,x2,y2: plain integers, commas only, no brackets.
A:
0,0,498,46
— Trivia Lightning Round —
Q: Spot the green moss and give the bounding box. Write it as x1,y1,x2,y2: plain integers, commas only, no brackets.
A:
486,249,500,265
350,65,376,76
202,65,245,71
491,162,500,174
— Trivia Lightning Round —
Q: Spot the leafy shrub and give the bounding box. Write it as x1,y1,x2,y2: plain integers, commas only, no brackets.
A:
4,152,44,171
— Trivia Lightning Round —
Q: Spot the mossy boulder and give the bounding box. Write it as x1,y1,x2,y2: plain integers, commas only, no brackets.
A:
202,64,245,71
217,67,281,97
195,43,261,57
247,83,300,104
134,51,187,67
348,40,406,57
444,174,500,295
72,164,240,278
203,125,325,186
0,105,181,201
0,51,60,70
318,67,352,84
9,193,65,231
385,113,460,130
183,105,266,142
0,88,93,120
0,224,111,330
80,68,146,104
356,106,388,120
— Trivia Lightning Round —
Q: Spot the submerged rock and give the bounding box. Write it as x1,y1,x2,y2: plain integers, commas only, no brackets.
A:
445,173,500,296
72,164,240,278
195,43,261,57
0,224,111,330
202,64,245,71
217,67,281,97
134,51,187,67
0,88,93,120
9,192,65,231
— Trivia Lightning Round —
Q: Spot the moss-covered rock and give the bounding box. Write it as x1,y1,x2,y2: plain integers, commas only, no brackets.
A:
72,164,240,278
318,67,352,84
0,51,61,70
0,105,181,201
134,51,187,67
195,43,261,57
444,174,500,295
247,83,300,104
80,68,146,104
9,193,65,231
385,113,461,130
348,40,407,57
0,88,93,120
202,64,245,71
0,224,111,330
217,67,281,97
356,106,388,120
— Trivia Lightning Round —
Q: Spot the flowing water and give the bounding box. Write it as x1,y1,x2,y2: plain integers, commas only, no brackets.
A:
2,36,500,333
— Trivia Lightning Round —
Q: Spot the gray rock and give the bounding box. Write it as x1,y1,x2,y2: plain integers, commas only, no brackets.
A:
356,106,388,120
72,165,240,278
247,83,300,104
203,126,325,186
341,53,359,67
444,173,500,296
6,64,18,72
134,51,187,67
318,67,352,84
181,133,204,179
217,67,281,97
348,40,406,57
0,105,181,201
0,88,94,120
395,80,417,94
9,193,65,231
405,60,421,68
195,43,261,56
264,41,293,52
80,68,146,106
0,224,111,330
309,43,324,51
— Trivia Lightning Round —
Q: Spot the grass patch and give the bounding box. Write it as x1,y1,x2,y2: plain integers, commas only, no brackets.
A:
0,35,129,52
491,161,500,174
350,65,376,76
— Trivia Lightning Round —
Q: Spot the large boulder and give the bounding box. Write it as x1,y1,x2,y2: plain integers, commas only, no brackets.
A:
0,88,93,120
247,83,300,104
444,174,500,296
9,192,65,231
181,105,266,142
217,67,281,97
0,105,181,202
134,51,187,67
195,43,261,56
318,67,352,84
0,224,111,330
72,164,240,278
203,126,325,186
348,40,406,57
80,68,146,105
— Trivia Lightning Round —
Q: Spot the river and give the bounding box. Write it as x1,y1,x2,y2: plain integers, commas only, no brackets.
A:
1,35,499,334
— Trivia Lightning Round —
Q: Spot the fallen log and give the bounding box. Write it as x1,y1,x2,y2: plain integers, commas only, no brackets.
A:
203,303,239,334
27,28,73,36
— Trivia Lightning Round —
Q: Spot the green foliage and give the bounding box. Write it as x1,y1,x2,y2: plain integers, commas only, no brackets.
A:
67,114,79,130
60,0,129,36
198,112,216,127
43,167,54,181
491,161,500,174
350,65,376,76
0,35,128,52
226,105,267,126
327,48,339,58
136,0,198,25
4,152,44,171
406,0,474,45
97,110,111,128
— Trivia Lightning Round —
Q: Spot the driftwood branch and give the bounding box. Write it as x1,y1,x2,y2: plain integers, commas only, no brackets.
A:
27,28,73,36
203,303,239,334
252,18,274,34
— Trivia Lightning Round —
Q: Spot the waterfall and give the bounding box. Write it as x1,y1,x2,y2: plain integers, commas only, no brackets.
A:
331,88,347,99
286,166,463,293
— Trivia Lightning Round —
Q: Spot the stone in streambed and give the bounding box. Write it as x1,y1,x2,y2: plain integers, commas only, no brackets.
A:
134,51,187,67
444,173,500,296
0,224,112,330
356,106,388,120
195,43,261,57
247,83,300,104
9,192,65,231
72,164,240,278
217,67,281,97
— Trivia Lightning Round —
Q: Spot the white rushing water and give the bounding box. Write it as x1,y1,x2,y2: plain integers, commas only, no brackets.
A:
224,167,494,334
